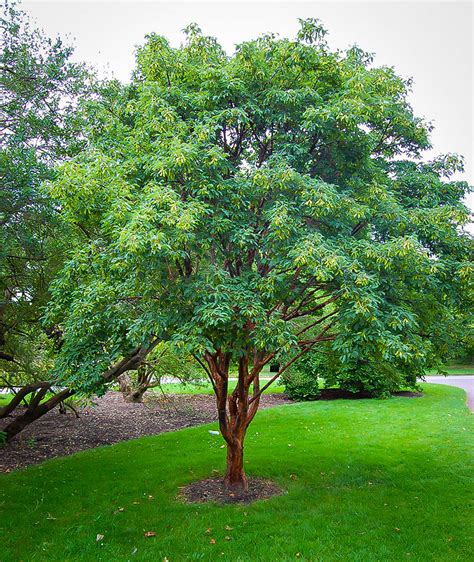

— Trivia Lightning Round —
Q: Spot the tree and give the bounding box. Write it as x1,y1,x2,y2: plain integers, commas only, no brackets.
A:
47,21,472,490
0,1,90,439
117,341,199,403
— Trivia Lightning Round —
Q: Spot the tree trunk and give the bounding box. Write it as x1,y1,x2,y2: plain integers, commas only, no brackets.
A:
224,434,248,490
129,390,146,403
118,373,147,402
204,350,264,492
118,373,133,399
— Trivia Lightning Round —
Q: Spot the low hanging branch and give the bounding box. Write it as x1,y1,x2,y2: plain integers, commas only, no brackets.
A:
0,340,161,442
0,381,51,419
1,387,74,441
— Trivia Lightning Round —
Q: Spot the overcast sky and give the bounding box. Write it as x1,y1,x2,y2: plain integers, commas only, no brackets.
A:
23,0,473,210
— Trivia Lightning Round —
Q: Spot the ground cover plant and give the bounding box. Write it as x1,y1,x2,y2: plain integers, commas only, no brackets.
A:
1,384,472,561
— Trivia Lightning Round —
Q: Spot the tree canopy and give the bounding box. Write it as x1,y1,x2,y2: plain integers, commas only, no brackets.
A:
45,20,472,487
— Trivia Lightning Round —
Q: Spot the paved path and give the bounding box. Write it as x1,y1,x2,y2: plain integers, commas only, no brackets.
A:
422,376,474,412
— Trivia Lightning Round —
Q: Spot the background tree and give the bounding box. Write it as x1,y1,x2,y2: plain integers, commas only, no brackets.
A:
47,20,472,490
0,1,91,438
117,341,199,403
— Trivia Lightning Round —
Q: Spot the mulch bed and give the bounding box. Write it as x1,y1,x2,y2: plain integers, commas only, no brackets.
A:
180,477,283,504
0,391,292,473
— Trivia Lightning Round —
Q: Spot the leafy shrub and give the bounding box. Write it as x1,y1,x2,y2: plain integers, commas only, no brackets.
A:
282,343,420,399
280,354,321,401
324,361,417,398
449,332,474,366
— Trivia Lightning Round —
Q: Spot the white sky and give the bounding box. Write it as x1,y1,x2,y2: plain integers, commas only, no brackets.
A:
23,0,474,212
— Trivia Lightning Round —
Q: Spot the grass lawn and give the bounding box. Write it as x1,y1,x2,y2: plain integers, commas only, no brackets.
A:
154,380,286,395
427,365,474,376
1,383,472,561
0,393,12,407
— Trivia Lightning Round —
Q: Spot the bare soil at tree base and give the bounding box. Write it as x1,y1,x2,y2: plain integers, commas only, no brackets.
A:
180,476,283,504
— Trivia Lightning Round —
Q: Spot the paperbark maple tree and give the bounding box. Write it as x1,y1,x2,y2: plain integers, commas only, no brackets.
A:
47,21,472,489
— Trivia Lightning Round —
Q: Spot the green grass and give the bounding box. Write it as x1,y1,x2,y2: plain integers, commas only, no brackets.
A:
0,393,12,407
427,365,474,376
1,383,472,561
154,380,286,395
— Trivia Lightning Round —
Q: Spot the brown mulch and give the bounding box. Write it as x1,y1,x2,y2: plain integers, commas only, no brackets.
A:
180,477,283,504
0,392,292,473
393,390,424,398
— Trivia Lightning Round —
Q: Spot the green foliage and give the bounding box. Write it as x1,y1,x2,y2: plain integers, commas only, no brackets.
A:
120,341,202,399
0,2,90,387
45,19,472,397
148,342,198,383
448,327,474,365
280,354,321,400
281,339,422,397
325,359,418,397
289,341,420,397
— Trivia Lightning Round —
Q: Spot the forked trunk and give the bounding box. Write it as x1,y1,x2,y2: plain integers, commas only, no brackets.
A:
204,350,263,492
118,373,148,402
